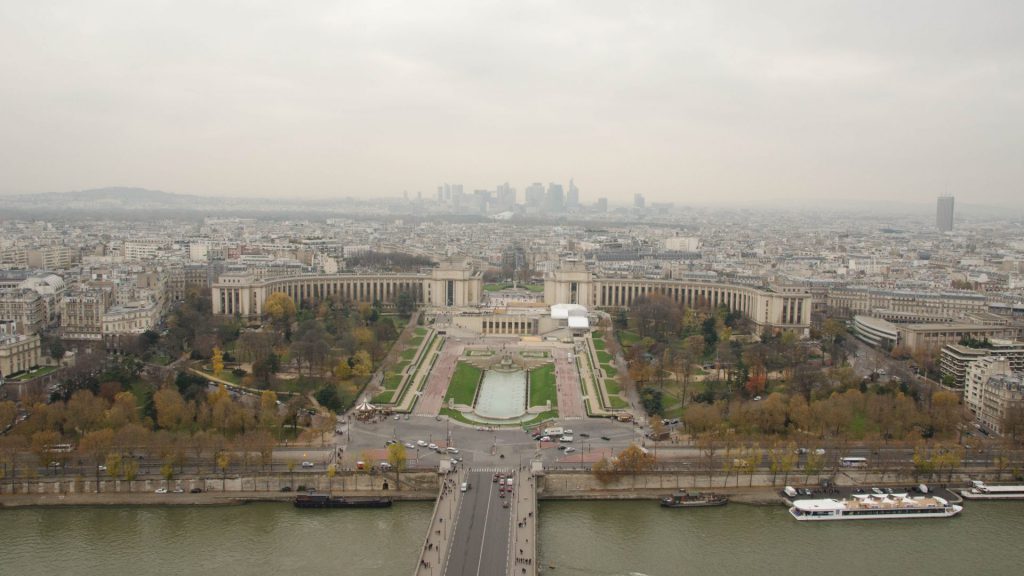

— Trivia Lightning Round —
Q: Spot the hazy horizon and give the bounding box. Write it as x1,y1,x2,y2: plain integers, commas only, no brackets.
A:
2,1,1022,206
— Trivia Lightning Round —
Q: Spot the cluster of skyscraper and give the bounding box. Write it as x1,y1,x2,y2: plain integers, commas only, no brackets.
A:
436,180,606,215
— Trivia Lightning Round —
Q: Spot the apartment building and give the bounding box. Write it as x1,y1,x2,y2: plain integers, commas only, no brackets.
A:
964,357,1024,434
940,340,1024,387
0,321,41,377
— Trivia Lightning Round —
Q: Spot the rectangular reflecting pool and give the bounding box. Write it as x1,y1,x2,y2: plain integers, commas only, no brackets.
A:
474,369,527,419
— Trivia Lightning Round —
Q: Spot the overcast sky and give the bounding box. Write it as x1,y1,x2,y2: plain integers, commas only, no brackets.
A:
1,1,1021,206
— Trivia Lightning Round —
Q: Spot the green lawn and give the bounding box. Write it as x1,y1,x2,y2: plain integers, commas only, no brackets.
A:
592,337,606,351
529,364,558,407
401,348,418,361
8,365,59,381
407,336,424,347
662,405,684,419
604,379,620,395
198,368,243,385
373,391,394,403
414,327,427,337
444,362,482,405
602,364,618,377
617,330,641,347
609,396,629,409
384,374,403,390
483,282,545,293
596,350,613,364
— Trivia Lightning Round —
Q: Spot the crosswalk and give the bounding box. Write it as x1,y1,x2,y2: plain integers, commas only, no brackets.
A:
470,466,517,473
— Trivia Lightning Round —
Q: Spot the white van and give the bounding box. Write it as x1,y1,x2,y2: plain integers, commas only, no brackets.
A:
543,427,564,436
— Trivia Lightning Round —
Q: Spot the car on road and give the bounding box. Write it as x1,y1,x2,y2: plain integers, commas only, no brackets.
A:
446,447,459,454
393,415,400,420
600,436,611,441
190,487,203,493
579,432,590,438
428,443,438,450
460,482,469,492
301,461,315,468
404,442,415,449
172,488,184,493
559,435,573,442
539,436,551,442
871,487,884,495
385,440,397,447
417,440,428,447
155,488,168,494
563,447,577,454
97,465,107,472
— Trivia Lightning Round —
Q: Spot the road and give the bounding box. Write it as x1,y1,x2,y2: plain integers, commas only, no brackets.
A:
444,470,513,576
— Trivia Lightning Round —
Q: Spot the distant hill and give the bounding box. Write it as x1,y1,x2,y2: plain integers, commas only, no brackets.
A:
6,187,217,210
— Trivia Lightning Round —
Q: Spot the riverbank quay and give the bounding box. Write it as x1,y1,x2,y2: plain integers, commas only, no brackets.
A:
0,468,987,509
0,469,444,506
0,490,437,508
535,469,990,503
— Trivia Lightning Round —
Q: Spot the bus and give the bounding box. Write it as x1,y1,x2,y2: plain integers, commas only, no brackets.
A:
839,456,868,468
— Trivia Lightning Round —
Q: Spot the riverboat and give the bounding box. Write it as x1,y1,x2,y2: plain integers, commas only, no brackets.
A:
961,481,1024,500
293,494,393,509
789,494,961,521
660,490,728,508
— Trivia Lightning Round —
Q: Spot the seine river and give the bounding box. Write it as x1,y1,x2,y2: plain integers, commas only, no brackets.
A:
3,500,1023,576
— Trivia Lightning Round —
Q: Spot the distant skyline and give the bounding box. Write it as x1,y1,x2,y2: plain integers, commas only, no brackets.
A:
1,2,1022,207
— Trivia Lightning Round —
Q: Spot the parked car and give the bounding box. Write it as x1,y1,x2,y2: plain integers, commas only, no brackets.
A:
301,461,315,468
539,436,551,442
404,442,415,449
417,440,428,447
155,488,168,494
190,487,203,493
427,443,438,450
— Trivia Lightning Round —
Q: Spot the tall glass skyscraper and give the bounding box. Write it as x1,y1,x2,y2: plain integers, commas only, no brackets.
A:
937,196,954,231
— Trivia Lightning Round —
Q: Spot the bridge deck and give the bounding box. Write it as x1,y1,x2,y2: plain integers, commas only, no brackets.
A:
415,467,536,576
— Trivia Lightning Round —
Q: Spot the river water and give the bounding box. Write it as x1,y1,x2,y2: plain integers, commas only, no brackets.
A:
2,500,1023,576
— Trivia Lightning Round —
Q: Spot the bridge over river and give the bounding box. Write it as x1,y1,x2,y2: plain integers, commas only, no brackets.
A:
415,467,537,576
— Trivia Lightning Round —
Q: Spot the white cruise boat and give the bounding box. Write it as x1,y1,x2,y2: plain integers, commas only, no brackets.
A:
961,481,1024,500
789,494,962,521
